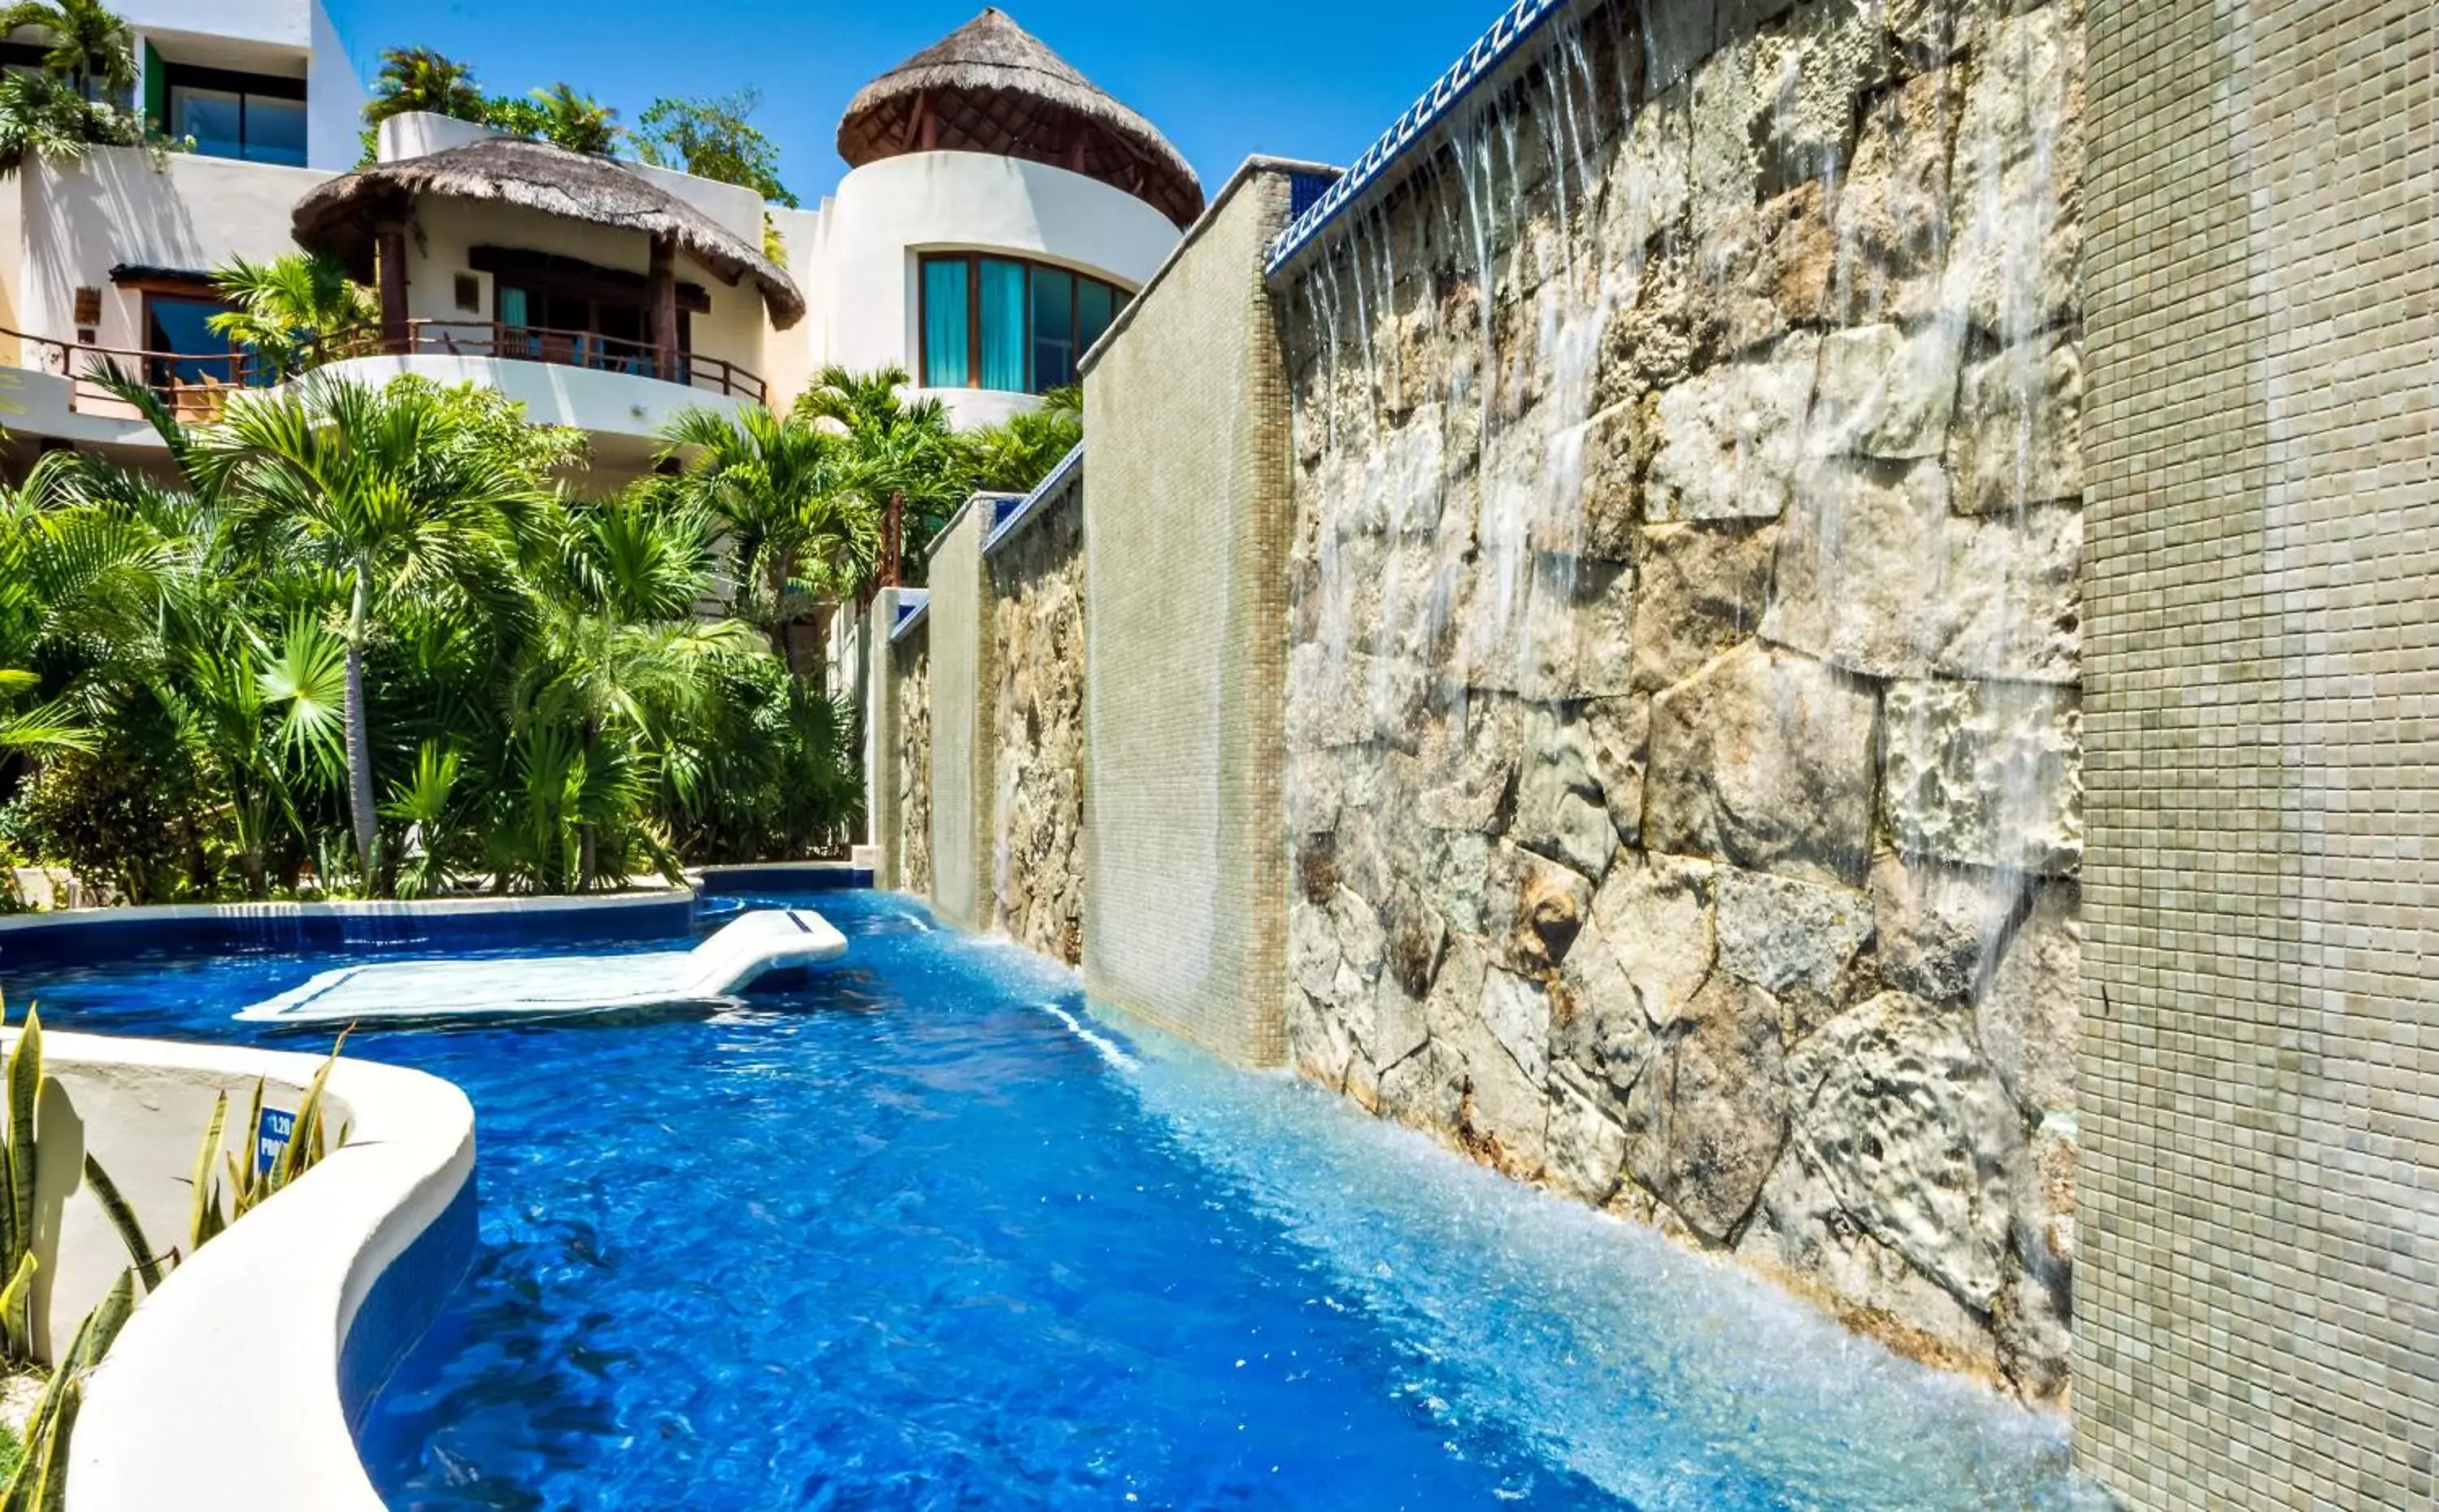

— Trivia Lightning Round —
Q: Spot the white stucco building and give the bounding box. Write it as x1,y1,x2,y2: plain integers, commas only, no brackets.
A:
0,3,1198,480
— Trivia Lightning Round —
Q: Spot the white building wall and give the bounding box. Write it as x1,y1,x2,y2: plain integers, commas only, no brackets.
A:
303,0,365,171
803,152,1180,428
17,148,330,349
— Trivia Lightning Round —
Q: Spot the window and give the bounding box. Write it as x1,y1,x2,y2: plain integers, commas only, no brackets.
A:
141,293,250,389
160,64,306,167
918,254,1126,394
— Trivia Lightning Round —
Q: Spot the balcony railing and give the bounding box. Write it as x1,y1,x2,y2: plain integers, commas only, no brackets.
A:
312,320,767,404
0,318,767,428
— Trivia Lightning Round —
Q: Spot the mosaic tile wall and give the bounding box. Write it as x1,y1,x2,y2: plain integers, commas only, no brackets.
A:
2078,0,2438,1503
1080,165,1302,1067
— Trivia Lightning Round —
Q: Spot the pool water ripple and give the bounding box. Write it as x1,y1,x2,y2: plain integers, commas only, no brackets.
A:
11,891,2104,1511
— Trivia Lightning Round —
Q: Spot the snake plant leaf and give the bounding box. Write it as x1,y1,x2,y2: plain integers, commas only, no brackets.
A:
235,1078,267,1213
80,1154,164,1293
28,1377,74,1512
0,1253,34,1340
269,1034,346,1194
3,1008,39,1358
188,1090,229,1252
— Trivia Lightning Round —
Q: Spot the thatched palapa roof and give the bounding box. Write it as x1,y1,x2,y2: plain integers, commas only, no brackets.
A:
838,8,1203,230
292,137,806,329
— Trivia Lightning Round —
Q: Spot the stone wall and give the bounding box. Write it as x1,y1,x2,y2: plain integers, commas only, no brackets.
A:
1278,0,2082,1400
2079,0,2437,1503
893,626,932,900
988,485,1088,965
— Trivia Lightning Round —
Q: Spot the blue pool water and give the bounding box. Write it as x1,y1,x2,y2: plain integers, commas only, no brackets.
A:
10,891,2102,1510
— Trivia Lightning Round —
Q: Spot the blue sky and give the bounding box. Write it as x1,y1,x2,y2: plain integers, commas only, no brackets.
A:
318,0,1508,206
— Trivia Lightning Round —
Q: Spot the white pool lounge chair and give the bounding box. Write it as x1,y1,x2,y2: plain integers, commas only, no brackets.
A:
234,908,848,1024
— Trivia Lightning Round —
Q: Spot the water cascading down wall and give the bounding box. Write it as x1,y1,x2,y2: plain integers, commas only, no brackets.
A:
1273,0,2084,1400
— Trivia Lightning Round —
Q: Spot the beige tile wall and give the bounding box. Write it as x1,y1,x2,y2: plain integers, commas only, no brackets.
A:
2080,0,2437,1504
1077,165,1301,1067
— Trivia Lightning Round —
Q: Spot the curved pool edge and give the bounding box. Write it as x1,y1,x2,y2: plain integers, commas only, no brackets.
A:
65,1035,476,1512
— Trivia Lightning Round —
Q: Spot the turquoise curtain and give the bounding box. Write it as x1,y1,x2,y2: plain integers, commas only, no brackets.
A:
979,259,1028,392
922,259,969,388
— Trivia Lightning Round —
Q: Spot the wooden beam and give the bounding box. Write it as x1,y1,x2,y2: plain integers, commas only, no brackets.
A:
375,219,409,354
649,232,680,384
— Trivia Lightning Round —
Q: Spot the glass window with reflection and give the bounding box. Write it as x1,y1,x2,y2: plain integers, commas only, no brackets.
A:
163,63,307,167
918,254,1127,395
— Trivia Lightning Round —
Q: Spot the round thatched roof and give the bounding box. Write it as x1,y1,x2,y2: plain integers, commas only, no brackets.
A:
292,136,807,329
838,8,1203,230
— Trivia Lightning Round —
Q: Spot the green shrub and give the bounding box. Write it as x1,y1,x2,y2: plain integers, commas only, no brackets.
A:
7,744,207,906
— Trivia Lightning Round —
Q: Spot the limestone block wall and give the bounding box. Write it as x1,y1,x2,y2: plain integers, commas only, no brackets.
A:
1081,163,1306,1067
1277,0,2082,1400
893,623,933,901
2079,0,2437,1503
925,506,991,930
989,484,1089,965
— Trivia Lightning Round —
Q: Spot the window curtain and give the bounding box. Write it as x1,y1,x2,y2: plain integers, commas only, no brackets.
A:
978,259,1028,392
922,260,970,388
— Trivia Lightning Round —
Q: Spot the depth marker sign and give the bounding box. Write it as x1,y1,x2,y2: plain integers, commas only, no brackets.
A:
255,1106,296,1175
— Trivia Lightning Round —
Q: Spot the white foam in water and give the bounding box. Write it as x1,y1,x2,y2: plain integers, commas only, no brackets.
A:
1081,1005,2105,1512
1040,1003,1139,1072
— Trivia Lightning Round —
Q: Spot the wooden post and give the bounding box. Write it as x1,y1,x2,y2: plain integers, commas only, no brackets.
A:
883,491,904,588
375,219,409,354
649,232,680,384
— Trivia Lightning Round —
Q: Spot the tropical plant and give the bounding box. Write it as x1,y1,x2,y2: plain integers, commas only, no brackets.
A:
633,90,796,206
528,83,616,154
206,252,378,380
186,1035,346,1253
796,364,972,574
659,406,876,654
965,385,1083,493
0,1267,131,1505
0,57,136,176
0,0,133,101
198,375,577,890
365,46,484,125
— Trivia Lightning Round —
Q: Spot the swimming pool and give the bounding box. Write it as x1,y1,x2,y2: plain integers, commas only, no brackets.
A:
13,890,2104,1510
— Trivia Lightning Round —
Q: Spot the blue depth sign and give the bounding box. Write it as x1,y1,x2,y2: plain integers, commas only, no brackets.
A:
255,1106,296,1175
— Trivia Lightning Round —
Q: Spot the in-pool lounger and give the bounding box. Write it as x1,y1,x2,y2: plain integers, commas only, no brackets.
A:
235,908,847,1024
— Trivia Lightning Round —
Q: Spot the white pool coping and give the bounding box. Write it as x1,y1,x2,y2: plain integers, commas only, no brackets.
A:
63,1033,476,1512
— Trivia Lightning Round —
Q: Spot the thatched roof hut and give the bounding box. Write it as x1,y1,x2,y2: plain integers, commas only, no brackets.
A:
837,8,1203,230
292,136,807,329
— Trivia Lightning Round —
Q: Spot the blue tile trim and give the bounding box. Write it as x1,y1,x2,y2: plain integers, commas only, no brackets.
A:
1288,168,1339,221
0,895,702,971
1264,0,1574,276
695,867,876,896
981,442,1084,559
891,589,931,631
338,1171,479,1433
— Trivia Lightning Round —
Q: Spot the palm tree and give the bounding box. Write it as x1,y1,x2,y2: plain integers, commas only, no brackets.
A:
659,406,876,658
794,365,972,581
365,47,484,125
207,252,379,380
0,0,133,101
198,376,563,890
532,84,617,154
965,385,1081,493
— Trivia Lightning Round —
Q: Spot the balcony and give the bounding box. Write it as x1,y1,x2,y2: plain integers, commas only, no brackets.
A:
0,319,767,460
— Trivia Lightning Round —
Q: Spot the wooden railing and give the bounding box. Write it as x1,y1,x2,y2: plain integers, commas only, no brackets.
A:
0,326,260,423
307,320,768,404
0,318,768,425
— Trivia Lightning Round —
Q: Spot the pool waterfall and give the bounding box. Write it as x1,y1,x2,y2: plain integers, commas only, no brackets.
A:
1276,0,2085,1403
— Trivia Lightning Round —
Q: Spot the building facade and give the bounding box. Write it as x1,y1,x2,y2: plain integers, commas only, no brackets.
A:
0,5,1193,480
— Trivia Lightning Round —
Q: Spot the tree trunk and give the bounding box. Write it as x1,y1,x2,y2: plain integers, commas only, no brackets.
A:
344,567,380,892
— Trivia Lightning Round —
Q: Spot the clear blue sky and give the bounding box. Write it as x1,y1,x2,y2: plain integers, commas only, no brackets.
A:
317,0,1509,205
